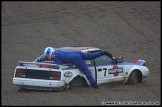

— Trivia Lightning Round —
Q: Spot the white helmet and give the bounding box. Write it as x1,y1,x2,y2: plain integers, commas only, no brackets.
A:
44,47,55,58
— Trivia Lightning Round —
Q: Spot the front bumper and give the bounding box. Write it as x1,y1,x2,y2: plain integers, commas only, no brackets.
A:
142,70,150,79
13,78,66,91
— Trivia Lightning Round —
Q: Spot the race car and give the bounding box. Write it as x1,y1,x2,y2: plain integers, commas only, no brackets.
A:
13,46,150,91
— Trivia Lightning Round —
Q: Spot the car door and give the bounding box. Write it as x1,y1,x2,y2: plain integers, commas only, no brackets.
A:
94,55,125,84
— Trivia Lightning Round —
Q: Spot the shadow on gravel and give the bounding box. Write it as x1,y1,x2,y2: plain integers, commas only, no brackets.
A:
16,88,63,93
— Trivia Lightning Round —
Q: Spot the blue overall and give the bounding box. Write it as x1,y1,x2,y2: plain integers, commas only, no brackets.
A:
37,50,105,87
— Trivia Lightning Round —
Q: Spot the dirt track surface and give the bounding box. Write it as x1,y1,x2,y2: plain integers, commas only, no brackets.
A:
2,1,161,105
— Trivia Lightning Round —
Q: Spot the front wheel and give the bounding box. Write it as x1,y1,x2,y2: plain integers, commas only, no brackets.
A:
128,71,139,85
69,77,86,89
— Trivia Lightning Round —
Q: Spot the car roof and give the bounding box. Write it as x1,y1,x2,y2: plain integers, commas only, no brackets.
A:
55,46,114,59
55,46,101,52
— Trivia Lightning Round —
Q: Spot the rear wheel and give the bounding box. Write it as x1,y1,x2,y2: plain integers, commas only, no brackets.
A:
128,71,139,85
70,77,86,89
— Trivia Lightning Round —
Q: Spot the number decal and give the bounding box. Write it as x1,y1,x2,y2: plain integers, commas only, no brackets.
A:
97,68,108,77
103,68,107,77
98,68,102,72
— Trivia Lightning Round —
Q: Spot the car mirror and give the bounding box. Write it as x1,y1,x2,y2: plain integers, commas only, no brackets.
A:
115,58,124,63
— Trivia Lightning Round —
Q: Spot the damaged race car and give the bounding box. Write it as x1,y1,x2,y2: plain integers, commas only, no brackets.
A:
13,46,150,91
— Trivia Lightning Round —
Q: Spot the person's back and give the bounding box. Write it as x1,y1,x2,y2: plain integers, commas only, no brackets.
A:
52,50,81,64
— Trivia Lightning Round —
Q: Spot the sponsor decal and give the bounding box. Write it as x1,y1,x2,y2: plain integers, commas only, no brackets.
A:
108,65,123,77
64,71,73,78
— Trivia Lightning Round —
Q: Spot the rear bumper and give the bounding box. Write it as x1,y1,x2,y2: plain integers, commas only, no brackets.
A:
13,78,66,91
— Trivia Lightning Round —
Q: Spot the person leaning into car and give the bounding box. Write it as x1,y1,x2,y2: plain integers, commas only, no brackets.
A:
37,47,107,88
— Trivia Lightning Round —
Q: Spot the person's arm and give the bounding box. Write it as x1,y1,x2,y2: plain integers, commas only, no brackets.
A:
81,51,105,60
36,55,48,62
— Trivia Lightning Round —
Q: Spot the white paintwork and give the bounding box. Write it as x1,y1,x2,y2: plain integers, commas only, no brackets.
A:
13,47,150,90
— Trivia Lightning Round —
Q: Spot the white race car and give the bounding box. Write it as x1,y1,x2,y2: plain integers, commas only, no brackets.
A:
13,46,150,91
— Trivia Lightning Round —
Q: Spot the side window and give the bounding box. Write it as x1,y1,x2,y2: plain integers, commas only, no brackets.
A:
95,55,113,65
85,60,94,66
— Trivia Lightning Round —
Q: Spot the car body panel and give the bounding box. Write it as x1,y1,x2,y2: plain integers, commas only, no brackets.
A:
13,46,150,91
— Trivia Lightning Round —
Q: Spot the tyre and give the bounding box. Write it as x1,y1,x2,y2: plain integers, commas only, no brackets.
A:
70,77,86,89
128,71,139,85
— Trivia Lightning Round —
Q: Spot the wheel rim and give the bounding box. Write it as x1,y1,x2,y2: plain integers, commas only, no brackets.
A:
71,78,85,89
73,80,84,88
